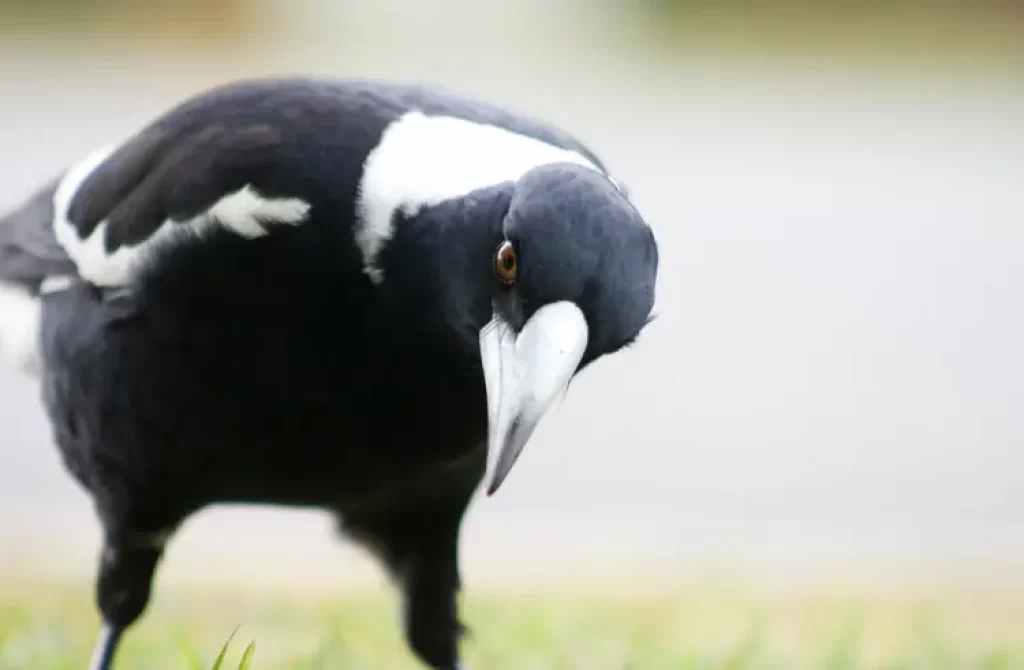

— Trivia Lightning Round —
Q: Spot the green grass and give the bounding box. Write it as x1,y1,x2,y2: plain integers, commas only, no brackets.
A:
2,579,1024,669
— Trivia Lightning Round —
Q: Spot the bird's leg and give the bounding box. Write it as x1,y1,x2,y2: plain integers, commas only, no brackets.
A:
87,623,122,670
342,483,474,670
396,530,465,670
88,528,169,670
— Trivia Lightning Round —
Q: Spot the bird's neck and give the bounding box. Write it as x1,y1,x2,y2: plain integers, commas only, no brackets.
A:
375,186,512,357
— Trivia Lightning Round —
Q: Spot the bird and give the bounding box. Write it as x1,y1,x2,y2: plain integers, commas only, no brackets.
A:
0,77,659,670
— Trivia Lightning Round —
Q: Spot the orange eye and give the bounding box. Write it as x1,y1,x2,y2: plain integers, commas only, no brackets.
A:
494,241,518,285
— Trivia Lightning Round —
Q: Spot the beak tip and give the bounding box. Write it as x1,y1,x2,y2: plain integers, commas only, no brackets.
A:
484,474,503,497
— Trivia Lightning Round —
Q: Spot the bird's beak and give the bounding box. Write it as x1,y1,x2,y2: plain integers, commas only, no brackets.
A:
478,301,589,496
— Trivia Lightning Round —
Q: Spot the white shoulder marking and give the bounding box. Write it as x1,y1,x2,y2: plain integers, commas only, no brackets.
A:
0,281,42,376
355,112,604,284
53,146,311,287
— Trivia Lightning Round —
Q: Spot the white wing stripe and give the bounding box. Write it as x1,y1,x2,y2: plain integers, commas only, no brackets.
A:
53,147,311,287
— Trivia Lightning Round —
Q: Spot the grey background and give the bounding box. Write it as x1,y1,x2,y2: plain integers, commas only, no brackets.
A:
0,0,1021,587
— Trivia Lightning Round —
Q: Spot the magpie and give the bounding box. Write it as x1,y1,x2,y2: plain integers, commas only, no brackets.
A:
0,78,659,670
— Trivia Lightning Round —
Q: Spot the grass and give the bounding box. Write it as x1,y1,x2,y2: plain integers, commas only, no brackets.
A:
1,578,1024,669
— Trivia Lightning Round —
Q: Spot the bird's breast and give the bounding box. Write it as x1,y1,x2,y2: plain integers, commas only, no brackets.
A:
40,230,490,508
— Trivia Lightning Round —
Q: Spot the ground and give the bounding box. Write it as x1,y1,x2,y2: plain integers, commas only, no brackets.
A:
2,578,1023,669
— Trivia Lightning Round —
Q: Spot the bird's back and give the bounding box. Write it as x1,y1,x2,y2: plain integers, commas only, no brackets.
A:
2,77,608,298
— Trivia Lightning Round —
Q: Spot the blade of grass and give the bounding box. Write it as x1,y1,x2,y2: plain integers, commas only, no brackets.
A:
210,627,239,670
237,641,256,670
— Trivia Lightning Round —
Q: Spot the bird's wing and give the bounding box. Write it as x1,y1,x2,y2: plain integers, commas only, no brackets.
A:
7,79,405,291
0,176,79,373
50,115,316,288
0,177,78,292
0,116,312,292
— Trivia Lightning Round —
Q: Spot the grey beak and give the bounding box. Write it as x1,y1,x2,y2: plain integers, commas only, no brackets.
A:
478,301,589,495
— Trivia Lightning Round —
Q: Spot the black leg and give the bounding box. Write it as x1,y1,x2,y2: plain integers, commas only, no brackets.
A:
397,527,465,670
87,623,123,670
87,527,170,670
341,467,478,670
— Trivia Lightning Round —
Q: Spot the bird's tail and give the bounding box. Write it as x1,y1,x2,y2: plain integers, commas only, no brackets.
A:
0,176,76,375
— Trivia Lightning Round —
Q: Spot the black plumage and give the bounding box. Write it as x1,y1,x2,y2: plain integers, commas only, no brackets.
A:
0,78,658,670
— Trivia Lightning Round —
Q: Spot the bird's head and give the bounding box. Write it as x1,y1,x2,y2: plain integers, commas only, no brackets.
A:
470,162,659,495
378,157,657,495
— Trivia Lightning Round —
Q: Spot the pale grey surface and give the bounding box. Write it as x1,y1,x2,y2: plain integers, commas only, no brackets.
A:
0,33,1021,584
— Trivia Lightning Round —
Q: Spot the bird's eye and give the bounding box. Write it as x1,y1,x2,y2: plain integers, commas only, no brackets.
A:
494,241,518,285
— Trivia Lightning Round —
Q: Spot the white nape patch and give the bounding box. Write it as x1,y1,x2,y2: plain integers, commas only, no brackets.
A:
53,146,311,287
0,281,42,375
355,112,605,284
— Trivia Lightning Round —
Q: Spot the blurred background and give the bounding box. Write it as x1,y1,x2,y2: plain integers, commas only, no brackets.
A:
0,0,1021,612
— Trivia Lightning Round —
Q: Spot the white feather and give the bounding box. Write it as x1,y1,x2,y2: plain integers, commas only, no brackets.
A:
0,281,42,375
355,112,605,284
53,146,312,287
38,275,75,294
